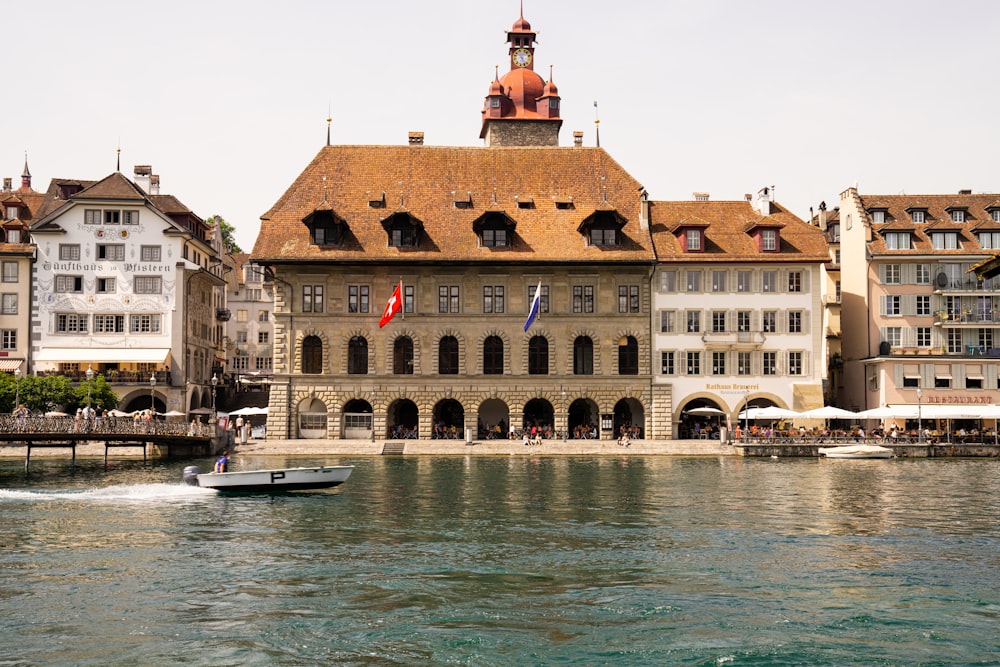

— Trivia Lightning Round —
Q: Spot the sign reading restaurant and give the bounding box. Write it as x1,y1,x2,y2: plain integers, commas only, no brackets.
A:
925,395,994,404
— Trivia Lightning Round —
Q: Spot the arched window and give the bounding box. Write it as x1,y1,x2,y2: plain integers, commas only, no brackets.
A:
618,335,638,375
348,336,368,374
302,335,323,374
483,335,504,375
574,336,593,375
439,336,459,375
528,335,548,375
393,336,414,375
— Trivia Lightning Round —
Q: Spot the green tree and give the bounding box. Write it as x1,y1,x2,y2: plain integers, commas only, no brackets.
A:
1,373,121,414
207,215,243,254
71,375,120,413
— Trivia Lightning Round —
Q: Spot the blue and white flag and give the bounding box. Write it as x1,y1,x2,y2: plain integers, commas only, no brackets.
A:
523,280,542,332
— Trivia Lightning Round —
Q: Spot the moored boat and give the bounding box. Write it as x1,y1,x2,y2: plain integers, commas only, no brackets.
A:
818,444,893,459
182,464,354,492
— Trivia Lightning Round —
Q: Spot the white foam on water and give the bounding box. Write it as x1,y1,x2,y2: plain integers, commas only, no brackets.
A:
0,483,217,502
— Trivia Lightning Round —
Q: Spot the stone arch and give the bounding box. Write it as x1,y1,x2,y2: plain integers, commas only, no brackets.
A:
293,327,331,375
521,328,555,375
340,327,374,375
612,328,647,375
433,328,467,375
476,328,512,375
568,328,602,375
384,328,422,375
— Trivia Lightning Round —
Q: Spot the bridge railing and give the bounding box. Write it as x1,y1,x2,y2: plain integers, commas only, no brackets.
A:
0,415,210,437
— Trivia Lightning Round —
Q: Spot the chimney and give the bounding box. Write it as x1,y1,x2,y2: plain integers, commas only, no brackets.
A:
2,178,10,192
408,131,424,146
573,131,584,147
150,174,160,195
756,186,774,215
744,193,753,202
818,200,827,230
134,165,152,193
693,192,709,201
958,189,972,195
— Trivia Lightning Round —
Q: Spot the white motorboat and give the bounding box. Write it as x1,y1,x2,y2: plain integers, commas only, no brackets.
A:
182,464,354,492
818,444,893,459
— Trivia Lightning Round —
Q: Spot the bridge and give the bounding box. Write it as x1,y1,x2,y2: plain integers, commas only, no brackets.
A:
0,416,218,471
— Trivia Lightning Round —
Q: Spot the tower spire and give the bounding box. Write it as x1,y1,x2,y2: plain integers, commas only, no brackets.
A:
326,105,332,147
20,151,30,190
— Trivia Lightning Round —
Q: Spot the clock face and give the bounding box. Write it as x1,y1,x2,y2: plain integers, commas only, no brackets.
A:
512,48,531,68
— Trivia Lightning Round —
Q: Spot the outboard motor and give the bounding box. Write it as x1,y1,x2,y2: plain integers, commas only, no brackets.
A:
182,465,201,486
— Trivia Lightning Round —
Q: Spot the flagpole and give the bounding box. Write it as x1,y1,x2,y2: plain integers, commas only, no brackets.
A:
399,279,404,320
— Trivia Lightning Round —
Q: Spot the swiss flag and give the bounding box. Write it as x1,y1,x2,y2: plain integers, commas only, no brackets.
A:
378,281,403,328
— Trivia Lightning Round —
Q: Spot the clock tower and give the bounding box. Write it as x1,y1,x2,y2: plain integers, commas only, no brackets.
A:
480,7,562,147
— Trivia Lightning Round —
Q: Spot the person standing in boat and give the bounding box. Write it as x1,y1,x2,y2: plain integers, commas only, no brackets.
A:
214,450,229,473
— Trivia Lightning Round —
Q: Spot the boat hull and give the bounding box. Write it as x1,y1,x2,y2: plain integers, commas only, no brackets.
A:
193,465,354,492
818,445,892,459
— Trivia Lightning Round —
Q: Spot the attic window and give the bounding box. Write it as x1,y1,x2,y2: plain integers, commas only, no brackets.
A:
453,192,473,209
304,208,346,247
516,196,534,209
950,209,966,223
368,192,385,209
554,197,573,210
381,212,423,248
761,229,778,252
685,229,702,252
4,205,18,220
870,209,886,224
579,209,625,248
472,211,515,248
884,232,911,250
910,209,926,224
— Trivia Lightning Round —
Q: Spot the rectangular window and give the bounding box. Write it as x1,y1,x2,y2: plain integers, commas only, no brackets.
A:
104,210,120,225
686,271,701,292
122,210,139,225
618,285,639,313
763,351,777,376
762,229,777,251
482,228,506,247
59,244,80,261
303,285,324,313
712,351,726,375
872,210,885,224
483,285,505,313
911,210,925,223
1,262,16,283
134,276,162,294
258,331,269,344
931,232,958,250
916,327,932,347
916,295,930,316
255,356,273,371
236,330,248,344
140,245,161,262
916,264,930,285
84,209,101,224
712,311,726,333
686,310,701,333
247,288,262,301
55,275,83,293
737,271,752,293
835,281,841,302
884,264,901,284
762,271,776,293
979,328,994,349
236,309,248,322
528,284,549,314
129,314,161,333
762,311,776,333
788,311,802,333
404,285,415,314
232,355,249,370
348,285,370,313
951,210,966,223
737,311,751,332
258,310,269,322
1,293,16,314
439,285,460,313
711,271,726,292
737,351,751,376
56,313,88,333
0,329,15,350
660,271,676,292
884,295,901,316
884,327,902,347
661,351,675,375
97,244,125,261
94,314,125,333
884,233,910,250
787,271,802,292
660,310,675,333
978,232,1000,249
685,229,701,251
686,351,701,375
947,328,962,354
572,285,594,313
96,277,116,293
788,351,803,376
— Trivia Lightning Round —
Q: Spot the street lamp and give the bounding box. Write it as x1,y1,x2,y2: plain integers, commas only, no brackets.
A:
916,387,923,444
13,367,21,413
210,374,218,421
85,365,94,413
149,373,157,413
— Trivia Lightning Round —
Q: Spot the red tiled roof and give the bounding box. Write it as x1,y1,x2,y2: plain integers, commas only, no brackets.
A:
252,145,655,264
860,193,1000,255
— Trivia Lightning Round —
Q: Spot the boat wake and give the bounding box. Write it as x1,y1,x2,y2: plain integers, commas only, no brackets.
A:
0,483,217,503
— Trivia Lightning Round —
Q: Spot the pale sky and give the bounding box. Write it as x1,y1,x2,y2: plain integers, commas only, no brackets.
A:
6,0,997,252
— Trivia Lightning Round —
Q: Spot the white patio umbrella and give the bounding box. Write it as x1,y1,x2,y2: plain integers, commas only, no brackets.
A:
855,405,919,419
229,406,268,416
796,406,857,420
738,406,799,420
685,406,726,416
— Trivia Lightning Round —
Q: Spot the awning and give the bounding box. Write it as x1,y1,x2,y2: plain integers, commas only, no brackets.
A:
34,348,170,363
0,358,24,371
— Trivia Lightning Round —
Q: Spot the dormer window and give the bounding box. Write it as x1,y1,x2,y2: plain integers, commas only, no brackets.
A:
303,207,347,247
871,210,886,224
951,209,966,223
554,196,573,210
827,223,840,243
884,232,911,250
473,210,516,248
930,232,959,250
761,229,778,251
381,211,423,248
4,205,17,220
515,196,533,209
367,192,385,209
910,209,926,224
453,192,473,209
685,229,702,251
578,208,625,248
991,209,1000,223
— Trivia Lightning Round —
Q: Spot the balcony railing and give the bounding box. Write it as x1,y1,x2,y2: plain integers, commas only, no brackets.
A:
701,331,766,348
934,310,998,326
